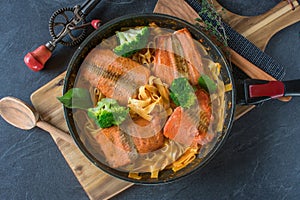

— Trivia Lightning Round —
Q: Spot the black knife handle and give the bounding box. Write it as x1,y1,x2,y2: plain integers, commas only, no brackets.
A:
80,0,101,16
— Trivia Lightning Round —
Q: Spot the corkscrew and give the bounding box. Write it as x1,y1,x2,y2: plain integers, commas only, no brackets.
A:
24,0,101,71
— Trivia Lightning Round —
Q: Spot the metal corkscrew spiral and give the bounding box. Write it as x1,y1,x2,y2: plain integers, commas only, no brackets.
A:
48,6,88,47
24,0,101,71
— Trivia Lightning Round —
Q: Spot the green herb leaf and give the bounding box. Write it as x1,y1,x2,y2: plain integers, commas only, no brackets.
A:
57,88,92,109
198,75,217,92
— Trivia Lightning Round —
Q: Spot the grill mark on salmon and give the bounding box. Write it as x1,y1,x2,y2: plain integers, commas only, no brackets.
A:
171,35,189,77
152,35,178,85
163,106,198,146
85,62,121,82
81,48,151,105
95,126,138,168
194,89,212,135
185,89,212,135
163,88,212,146
129,117,165,154
174,28,203,85
95,116,166,168
153,28,203,85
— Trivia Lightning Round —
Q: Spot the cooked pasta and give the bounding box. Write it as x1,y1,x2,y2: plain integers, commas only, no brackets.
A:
131,42,156,68
169,147,199,172
206,59,226,133
128,172,142,180
128,76,172,121
120,140,188,175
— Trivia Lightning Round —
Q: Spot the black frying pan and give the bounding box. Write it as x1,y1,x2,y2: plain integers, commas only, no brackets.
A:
62,13,299,184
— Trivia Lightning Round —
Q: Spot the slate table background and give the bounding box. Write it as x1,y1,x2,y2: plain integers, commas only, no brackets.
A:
0,0,299,199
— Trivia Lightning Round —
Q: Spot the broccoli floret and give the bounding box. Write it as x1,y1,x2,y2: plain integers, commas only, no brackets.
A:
87,98,129,128
113,26,150,57
198,75,217,93
169,78,197,109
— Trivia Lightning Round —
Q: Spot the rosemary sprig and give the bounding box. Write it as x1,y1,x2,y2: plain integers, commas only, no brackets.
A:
195,0,228,48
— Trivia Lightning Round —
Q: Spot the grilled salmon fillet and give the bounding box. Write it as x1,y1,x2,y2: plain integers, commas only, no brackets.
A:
163,88,212,146
95,116,166,168
80,48,151,105
153,28,203,85
95,126,137,168
126,117,165,154
174,28,203,83
152,35,179,85
163,106,198,146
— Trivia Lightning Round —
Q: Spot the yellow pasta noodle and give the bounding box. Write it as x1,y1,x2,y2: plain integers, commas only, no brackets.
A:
224,83,233,92
150,170,159,179
128,76,172,121
170,147,199,172
128,172,142,180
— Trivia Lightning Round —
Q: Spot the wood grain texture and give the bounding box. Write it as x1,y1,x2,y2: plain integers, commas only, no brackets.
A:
0,97,39,130
213,0,300,50
30,0,298,199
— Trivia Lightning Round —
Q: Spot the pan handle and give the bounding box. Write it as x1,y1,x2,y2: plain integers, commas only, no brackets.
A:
236,79,300,105
282,79,300,97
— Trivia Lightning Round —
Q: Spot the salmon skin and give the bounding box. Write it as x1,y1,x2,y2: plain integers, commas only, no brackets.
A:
80,48,151,105
163,88,212,146
153,28,203,85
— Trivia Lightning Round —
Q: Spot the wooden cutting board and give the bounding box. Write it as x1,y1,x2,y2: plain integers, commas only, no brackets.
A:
30,0,300,199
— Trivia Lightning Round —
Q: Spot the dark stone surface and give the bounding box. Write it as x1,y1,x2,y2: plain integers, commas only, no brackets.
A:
0,0,299,199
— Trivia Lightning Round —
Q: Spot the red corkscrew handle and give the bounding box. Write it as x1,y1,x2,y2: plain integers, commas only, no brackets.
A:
91,19,101,29
24,45,52,71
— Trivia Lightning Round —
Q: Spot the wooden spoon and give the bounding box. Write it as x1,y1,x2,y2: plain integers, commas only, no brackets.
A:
0,96,73,144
